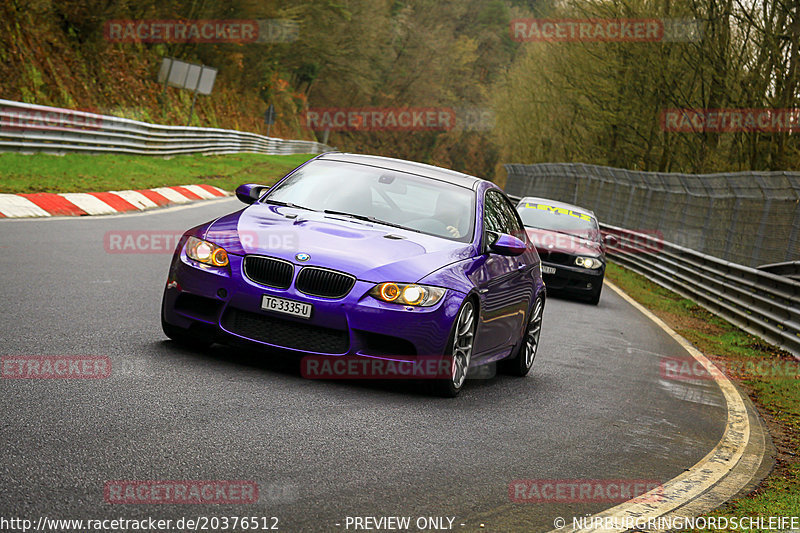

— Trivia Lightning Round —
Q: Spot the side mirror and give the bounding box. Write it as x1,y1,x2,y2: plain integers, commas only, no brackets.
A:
489,234,527,256
235,183,269,204
602,233,619,247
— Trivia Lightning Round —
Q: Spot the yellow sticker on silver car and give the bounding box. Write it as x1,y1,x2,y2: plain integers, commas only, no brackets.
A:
524,203,594,222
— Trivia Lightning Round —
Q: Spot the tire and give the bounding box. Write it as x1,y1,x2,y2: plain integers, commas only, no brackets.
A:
161,318,215,349
429,299,476,398
161,291,215,349
500,295,544,377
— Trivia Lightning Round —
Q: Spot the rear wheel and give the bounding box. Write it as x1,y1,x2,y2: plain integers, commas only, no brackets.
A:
500,295,544,377
429,299,476,397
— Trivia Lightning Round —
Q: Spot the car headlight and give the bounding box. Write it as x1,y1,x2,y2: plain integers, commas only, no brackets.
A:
185,236,229,267
370,283,446,307
575,256,602,269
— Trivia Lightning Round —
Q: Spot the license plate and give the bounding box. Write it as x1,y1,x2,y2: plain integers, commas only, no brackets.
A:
541,265,556,275
261,295,312,319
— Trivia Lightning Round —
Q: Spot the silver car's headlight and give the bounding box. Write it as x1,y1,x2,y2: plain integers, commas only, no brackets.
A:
575,256,603,269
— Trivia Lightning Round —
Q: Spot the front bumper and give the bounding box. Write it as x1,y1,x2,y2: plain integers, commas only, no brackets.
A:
162,251,465,358
541,261,604,295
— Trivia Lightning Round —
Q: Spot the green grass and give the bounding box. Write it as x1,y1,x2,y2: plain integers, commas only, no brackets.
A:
0,152,316,194
605,262,800,530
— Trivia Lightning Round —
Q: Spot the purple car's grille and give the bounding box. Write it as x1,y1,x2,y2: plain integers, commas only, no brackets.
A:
222,308,349,354
295,267,356,299
243,256,294,289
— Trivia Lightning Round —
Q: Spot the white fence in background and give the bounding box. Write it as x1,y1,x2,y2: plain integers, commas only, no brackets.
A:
0,99,331,156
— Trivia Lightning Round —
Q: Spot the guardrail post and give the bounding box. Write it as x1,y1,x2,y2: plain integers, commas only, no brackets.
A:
785,174,800,261
750,176,771,267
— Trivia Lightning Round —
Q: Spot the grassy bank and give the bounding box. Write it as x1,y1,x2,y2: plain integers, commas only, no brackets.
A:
605,263,800,528
0,153,316,194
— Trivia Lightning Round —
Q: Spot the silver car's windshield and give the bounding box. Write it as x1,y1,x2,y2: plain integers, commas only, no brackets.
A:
517,201,600,239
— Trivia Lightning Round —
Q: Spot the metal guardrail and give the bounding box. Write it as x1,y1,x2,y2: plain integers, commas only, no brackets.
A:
506,193,800,359
0,99,332,156
604,225,800,359
504,162,800,268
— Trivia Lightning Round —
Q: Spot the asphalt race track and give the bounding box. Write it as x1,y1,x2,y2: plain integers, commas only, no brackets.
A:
0,198,727,532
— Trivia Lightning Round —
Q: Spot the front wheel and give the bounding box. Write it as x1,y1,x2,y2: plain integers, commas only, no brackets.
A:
587,282,603,305
161,290,215,349
161,318,215,349
429,299,476,397
500,295,544,377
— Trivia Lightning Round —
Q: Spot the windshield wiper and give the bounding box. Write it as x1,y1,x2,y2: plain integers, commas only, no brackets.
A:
262,199,316,211
323,210,409,231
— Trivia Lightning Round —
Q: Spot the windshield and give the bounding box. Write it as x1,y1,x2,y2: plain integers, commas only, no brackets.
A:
517,201,600,240
264,160,475,242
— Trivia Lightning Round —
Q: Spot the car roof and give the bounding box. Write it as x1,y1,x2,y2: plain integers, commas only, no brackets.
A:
317,152,486,189
518,196,596,218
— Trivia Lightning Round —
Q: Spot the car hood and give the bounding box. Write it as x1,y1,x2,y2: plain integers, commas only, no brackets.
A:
203,204,475,283
525,228,603,257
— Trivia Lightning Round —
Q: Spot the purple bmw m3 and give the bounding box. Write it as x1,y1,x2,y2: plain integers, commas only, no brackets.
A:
161,153,546,396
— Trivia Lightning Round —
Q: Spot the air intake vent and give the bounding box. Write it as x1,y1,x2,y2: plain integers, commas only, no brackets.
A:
222,308,349,354
295,267,356,299
243,256,294,288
